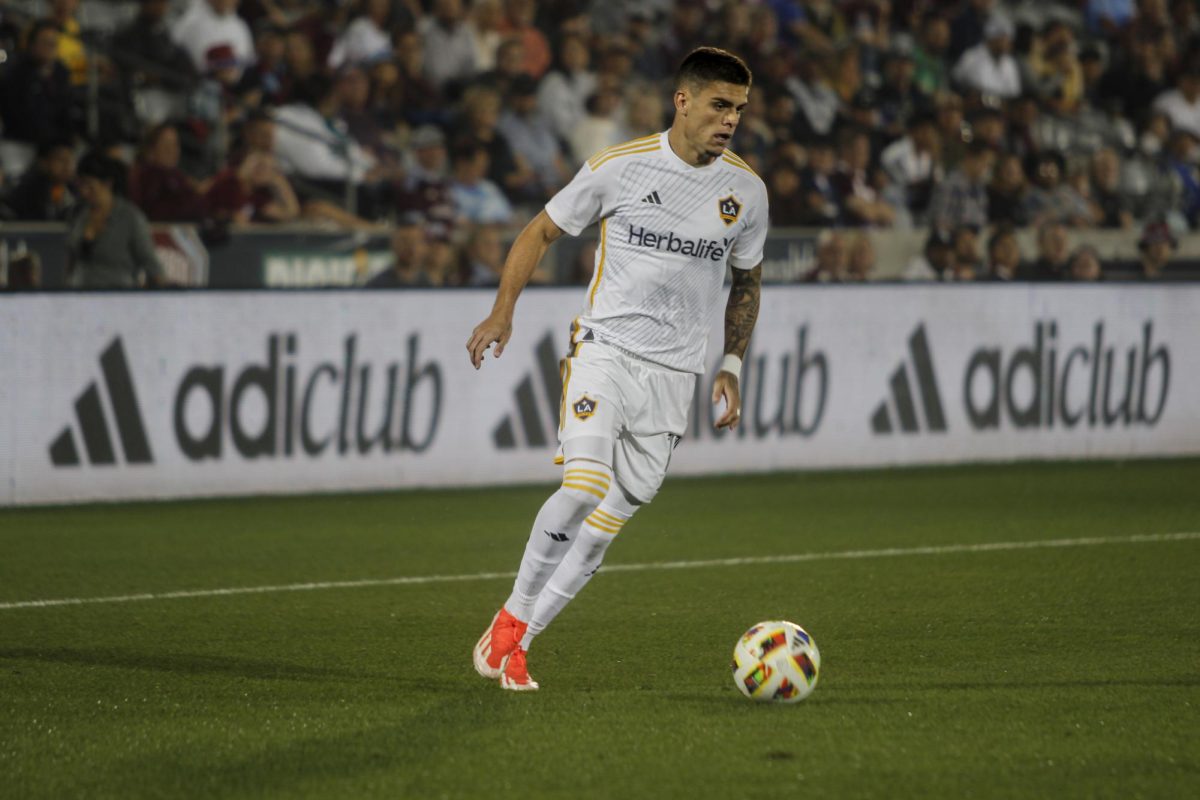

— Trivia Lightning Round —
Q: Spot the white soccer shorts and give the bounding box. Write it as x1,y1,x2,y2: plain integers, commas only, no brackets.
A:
556,341,695,504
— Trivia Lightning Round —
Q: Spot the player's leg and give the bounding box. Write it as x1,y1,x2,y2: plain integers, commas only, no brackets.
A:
472,459,611,680
501,427,676,691
475,344,621,683
518,480,640,648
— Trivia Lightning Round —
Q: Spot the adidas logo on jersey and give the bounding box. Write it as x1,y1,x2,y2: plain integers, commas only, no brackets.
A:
870,325,947,435
49,338,154,466
641,191,663,205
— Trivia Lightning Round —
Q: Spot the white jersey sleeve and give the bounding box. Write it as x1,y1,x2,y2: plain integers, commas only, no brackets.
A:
544,161,619,236
729,179,768,270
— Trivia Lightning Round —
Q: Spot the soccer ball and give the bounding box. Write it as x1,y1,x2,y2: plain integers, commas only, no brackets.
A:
731,620,820,703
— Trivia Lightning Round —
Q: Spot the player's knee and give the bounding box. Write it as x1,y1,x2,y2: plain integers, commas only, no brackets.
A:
557,460,612,514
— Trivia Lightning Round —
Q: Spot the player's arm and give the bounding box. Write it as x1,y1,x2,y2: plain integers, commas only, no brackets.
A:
466,209,565,369
712,263,762,430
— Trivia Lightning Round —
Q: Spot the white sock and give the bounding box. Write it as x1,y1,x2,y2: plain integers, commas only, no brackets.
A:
521,492,637,648
504,461,612,620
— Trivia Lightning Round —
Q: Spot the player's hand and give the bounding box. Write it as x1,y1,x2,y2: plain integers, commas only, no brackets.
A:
712,371,741,430
466,313,513,370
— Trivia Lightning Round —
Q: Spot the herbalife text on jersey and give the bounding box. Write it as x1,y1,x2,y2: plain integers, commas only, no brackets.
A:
626,225,730,261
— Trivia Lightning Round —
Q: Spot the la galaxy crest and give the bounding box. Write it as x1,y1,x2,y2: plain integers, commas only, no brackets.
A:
573,395,597,421
718,194,742,226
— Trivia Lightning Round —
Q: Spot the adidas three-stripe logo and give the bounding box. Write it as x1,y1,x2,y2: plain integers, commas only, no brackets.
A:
49,338,154,466
870,325,947,435
641,191,663,205
493,333,563,449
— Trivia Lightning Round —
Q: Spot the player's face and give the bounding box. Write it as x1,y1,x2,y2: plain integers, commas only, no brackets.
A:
682,81,749,160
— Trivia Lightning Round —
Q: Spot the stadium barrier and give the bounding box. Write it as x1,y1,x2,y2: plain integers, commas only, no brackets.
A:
2,285,1197,505
4,224,1200,287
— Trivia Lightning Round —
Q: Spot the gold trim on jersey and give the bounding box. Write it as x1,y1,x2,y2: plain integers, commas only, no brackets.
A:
587,133,660,169
588,218,607,308
721,149,759,178
559,357,573,431
591,144,661,170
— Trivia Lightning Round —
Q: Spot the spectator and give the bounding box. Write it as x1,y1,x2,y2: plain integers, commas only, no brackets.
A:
391,30,445,127
984,151,1032,225
1090,147,1134,229
804,230,849,283
68,152,165,288
880,112,942,220
467,0,504,72
798,135,841,226
1022,151,1092,227
1162,130,1200,228
1087,0,1136,37
933,90,967,169
903,227,955,281
111,0,197,92
949,0,994,62
47,0,87,86
475,36,529,99
1100,36,1168,123
171,0,255,80
366,221,431,287
984,224,1022,280
1029,220,1072,281
237,23,288,106
1137,220,1177,279
462,223,506,286
952,14,1021,100
283,28,319,91
459,84,538,203
877,45,925,140
538,34,598,142
0,20,77,144
128,124,208,222
785,53,840,140
6,141,76,222
272,74,379,196
327,0,393,69
500,0,551,79
204,151,300,224
845,232,876,282
768,161,807,226
498,75,570,200
913,11,952,96
1152,65,1200,140
928,140,994,233
1069,245,1103,281
396,125,456,241
832,126,896,227
949,224,981,280
448,140,513,225
420,0,477,94
568,89,626,166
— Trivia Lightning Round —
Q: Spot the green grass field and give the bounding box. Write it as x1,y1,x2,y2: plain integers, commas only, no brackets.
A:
2,460,1199,799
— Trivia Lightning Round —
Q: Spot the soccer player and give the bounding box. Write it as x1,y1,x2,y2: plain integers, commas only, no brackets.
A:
466,47,767,691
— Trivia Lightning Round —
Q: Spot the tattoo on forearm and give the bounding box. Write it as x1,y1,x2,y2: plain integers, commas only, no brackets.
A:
724,264,761,359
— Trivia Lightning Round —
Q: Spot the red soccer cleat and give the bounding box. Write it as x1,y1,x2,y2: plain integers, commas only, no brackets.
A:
500,647,539,692
473,607,528,679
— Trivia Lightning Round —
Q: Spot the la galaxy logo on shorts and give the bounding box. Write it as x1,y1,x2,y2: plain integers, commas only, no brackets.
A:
573,395,597,421
718,194,742,226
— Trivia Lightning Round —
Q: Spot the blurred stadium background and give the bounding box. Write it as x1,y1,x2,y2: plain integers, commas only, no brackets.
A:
1,1,1199,798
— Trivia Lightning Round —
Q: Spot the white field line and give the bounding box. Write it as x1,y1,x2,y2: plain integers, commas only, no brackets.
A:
1,532,1197,612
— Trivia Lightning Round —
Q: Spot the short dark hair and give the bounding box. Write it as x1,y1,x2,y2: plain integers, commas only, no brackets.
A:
76,151,127,195
675,47,751,90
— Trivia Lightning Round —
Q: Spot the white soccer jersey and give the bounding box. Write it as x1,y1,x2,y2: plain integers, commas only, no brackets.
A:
544,130,769,374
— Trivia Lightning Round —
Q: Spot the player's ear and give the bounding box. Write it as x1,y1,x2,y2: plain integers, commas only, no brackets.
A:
674,88,689,116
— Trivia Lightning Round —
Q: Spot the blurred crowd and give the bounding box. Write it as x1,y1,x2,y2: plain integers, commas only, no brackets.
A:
1,0,1198,287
